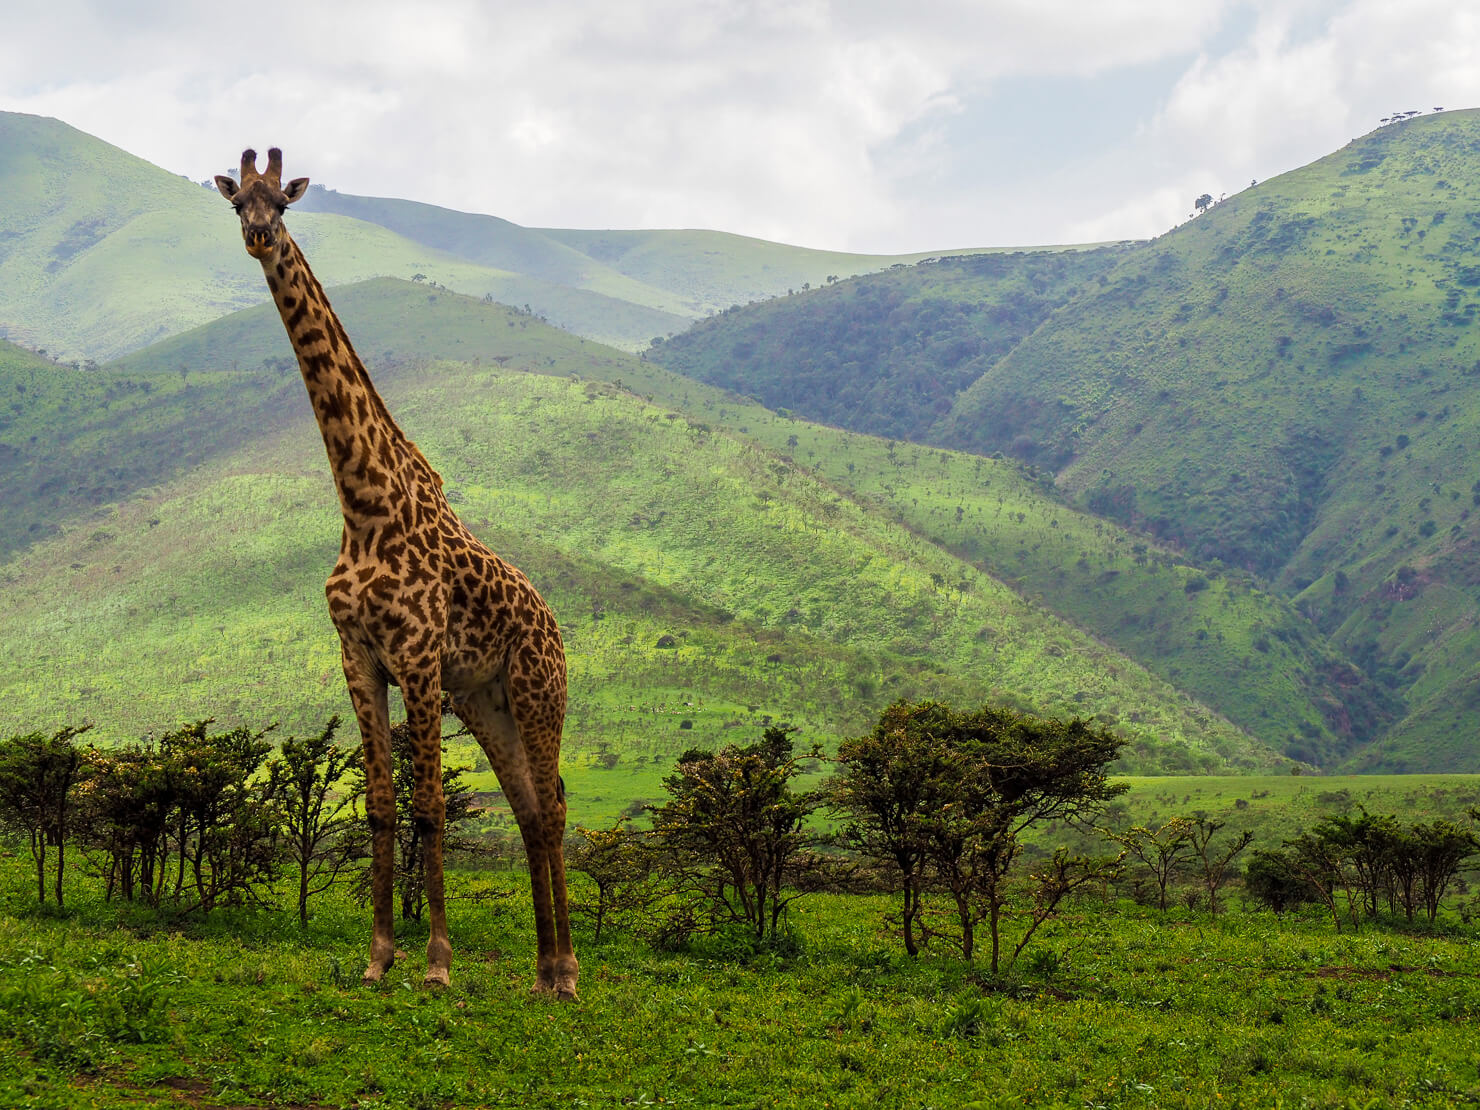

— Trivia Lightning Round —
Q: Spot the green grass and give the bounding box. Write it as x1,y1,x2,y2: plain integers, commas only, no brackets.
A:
4,840,1480,1108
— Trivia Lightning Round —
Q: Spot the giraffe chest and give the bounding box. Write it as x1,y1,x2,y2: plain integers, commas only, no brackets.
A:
325,554,450,671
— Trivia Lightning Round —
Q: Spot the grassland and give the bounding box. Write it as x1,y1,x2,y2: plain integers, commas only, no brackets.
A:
0,352,1281,781
3,270,1412,786
8,107,1480,772
5,809,1480,1109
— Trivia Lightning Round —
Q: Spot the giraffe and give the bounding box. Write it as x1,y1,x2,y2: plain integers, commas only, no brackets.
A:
216,148,578,998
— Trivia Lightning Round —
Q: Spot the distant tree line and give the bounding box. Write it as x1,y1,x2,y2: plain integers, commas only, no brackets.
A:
0,716,486,927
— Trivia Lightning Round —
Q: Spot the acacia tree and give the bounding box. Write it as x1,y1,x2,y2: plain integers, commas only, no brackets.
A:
832,701,1124,973
0,726,89,906
920,706,1125,972
647,726,822,941
1106,818,1196,912
1311,811,1400,920
1411,819,1478,922
77,741,178,905
1243,847,1320,914
76,723,279,913
1187,817,1254,915
162,721,278,912
266,716,363,926
828,702,953,955
566,820,660,942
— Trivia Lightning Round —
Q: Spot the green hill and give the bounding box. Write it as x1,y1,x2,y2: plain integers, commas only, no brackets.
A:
8,109,1471,774
0,111,691,359
649,109,1480,772
650,247,1128,442
0,112,977,360
0,284,1294,779
937,109,1480,771
295,190,965,322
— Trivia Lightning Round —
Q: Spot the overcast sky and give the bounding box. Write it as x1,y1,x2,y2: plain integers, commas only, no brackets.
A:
4,0,1479,254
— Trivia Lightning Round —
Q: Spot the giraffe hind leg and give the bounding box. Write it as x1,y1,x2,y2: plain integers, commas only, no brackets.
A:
546,772,579,999
454,683,571,997
504,657,578,1000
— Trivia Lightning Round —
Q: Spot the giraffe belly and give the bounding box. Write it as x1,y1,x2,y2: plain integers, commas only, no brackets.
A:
326,568,448,684
437,635,514,697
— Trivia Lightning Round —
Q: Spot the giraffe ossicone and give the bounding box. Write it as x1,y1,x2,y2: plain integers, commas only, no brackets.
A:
217,147,578,998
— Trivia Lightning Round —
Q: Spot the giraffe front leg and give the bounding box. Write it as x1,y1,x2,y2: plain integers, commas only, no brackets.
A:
405,673,452,988
342,656,396,983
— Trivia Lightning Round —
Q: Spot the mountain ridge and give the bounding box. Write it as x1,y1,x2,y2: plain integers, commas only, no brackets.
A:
650,108,1480,771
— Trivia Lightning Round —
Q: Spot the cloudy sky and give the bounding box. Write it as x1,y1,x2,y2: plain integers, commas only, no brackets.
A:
4,0,1479,254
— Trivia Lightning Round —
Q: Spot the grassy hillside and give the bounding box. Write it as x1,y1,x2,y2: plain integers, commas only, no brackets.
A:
0,349,1277,778
674,399,1398,768
934,109,1480,770
647,109,1480,772
297,190,967,324
0,114,687,360
647,300,1395,766
3,281,574,566
649,248,1127,442
10,109,1471,771
8,280,1397,777
538,227,1006,319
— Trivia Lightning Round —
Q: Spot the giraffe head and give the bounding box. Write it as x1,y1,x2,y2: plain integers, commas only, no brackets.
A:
215,148,310,260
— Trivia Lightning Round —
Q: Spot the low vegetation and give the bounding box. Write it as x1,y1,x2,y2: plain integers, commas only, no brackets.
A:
3,706,1480,1107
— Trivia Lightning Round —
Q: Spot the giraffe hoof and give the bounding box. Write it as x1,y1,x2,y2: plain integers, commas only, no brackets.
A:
363,949,397,984
531,976,579,1001
424,968,451,989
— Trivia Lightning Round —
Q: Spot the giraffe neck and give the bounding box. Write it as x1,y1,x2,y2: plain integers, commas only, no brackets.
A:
261,231,442,532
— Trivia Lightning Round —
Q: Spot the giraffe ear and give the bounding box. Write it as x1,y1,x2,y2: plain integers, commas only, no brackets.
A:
283,177,310,204
215,175,239,201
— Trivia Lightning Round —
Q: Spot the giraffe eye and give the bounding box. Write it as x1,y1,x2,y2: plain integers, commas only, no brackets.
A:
232,202,243,214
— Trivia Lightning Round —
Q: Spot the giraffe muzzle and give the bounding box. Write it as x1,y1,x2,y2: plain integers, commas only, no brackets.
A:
244,227,274,257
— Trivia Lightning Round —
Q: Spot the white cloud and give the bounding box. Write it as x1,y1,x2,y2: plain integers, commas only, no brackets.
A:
1108,0,1480,236
3,1,1480,251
